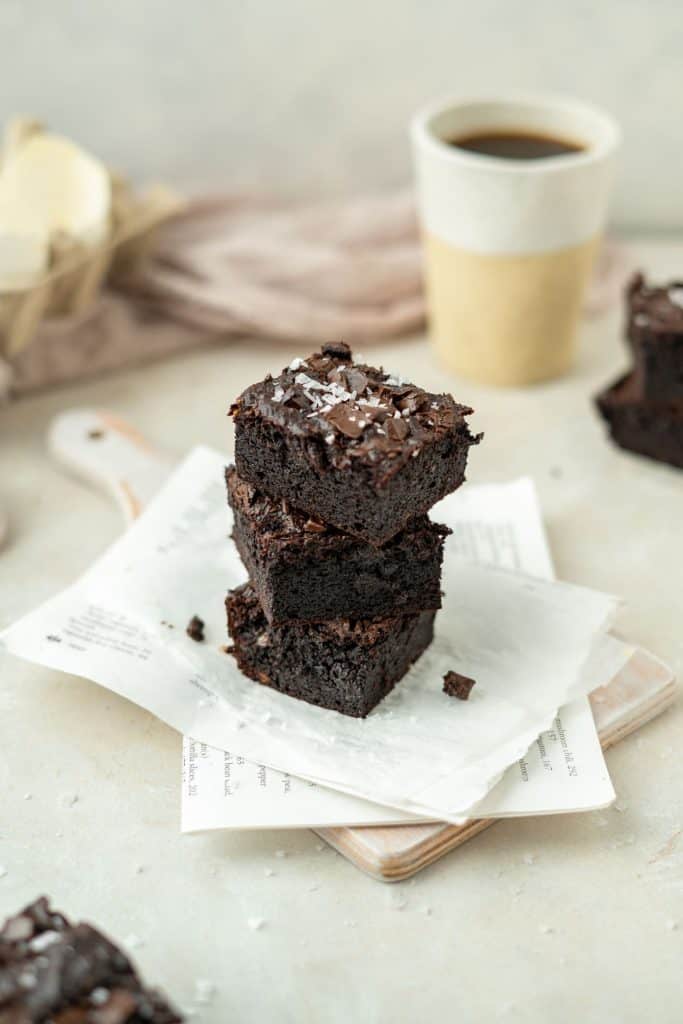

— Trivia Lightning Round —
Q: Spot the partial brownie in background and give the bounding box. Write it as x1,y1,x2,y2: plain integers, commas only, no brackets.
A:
226,466,449,625
0,896,182,1023
595,372,683,469
226,582,435,718
626,273,683,400
229,342,480,547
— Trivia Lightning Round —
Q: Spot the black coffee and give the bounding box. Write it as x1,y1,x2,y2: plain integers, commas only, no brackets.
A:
448,130,584,160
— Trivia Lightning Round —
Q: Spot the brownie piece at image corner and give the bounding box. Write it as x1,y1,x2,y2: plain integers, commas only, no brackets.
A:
626,273,683,400
225,582,435,718
229,342,481,547
595,372,683,470
0,897,182,1023
226,465,449,626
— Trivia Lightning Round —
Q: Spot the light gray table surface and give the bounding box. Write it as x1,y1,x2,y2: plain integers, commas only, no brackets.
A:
0,240,681,1023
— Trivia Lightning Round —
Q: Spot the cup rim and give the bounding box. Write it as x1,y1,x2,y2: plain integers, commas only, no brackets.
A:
411,92,621,174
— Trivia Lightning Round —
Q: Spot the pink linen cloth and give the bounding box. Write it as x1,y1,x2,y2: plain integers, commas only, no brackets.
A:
3,191,632,398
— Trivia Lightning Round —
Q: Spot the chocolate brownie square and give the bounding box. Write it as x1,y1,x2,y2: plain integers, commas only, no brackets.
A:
626,273,683,400
226,466,449,626
229,342,480,546
226,582,435,717
595,372,683,469
0,897,182,1023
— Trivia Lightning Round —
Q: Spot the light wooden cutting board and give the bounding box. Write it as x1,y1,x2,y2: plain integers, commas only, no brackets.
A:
48,408,677,881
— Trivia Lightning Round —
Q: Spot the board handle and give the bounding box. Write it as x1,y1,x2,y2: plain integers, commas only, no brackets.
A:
47,408,174,524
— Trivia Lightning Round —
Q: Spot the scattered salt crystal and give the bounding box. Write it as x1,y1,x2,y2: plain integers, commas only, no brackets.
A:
668,287,683,308
523,852,537,865
315,843,326,852
385,890,407,910
271,385,285,403
135,865,145,875
539,924,554,935
289,357,306,371
264,868,275,877
308,883,319,893
23,793,32,801
420,906,432,916
247,917,265,931
666,919,678,931
412,450,420,458
295,372,327,392
59,793,79,808
91,988,110,1006
0,866,7,879
194,979,216,1004
29,931,60,952
402,408,410,418
275,849,287,858
18,973,36,990
124,934,144,950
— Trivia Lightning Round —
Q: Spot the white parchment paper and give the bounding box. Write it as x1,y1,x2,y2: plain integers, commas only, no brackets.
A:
182,477,624,831
2,447,627,823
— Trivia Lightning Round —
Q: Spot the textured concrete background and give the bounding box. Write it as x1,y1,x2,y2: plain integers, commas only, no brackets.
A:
1,0,681,230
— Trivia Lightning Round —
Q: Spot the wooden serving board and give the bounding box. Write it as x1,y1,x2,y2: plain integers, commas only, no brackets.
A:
48,408,677,882
316,648,676,880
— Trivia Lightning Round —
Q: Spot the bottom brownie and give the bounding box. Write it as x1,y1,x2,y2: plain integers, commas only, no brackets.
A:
0,897,181,1023
226,583,435,717
596,372,683,470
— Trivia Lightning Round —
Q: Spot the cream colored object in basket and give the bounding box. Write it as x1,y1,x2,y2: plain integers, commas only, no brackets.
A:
0,118,183,358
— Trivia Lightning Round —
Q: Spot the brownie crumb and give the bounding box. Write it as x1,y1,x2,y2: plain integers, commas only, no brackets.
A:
87,428,105,440
443,670,476,701
186,615,205,642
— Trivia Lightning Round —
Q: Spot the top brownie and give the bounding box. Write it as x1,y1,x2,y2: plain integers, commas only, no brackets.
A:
0,897,182,1022
229,342,480,545
626,273,683,400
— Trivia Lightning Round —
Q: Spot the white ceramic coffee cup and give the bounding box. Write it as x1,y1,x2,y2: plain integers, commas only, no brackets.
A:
411,94,620,386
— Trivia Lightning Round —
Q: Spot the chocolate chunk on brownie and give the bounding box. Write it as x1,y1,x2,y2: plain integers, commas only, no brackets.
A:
626,273,683,400
226,582,435,718
443,670,476,700
0,897,182,1023
229,342,481,546
595,372,683,469
226,466,449,625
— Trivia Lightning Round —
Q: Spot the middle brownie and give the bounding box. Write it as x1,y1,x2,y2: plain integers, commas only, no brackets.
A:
226,465,449,626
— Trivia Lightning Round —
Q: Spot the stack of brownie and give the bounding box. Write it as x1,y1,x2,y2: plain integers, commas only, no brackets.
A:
596,273,683,469
226,342,481,718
